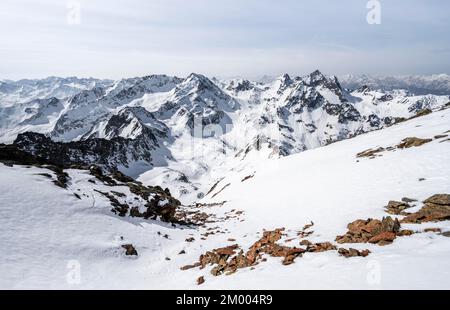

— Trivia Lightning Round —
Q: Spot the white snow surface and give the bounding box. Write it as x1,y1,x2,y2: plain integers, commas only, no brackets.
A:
1,108,449,289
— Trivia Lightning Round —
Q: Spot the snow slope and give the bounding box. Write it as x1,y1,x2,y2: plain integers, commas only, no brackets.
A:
2,72,449,204
1,108,449,289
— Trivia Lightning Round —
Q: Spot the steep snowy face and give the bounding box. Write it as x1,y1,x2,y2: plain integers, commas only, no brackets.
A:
82,106,169,141
0,77,112,105
1,71,449,202
50,75,182,141
226,71,367,157
148,73,239,135
231,70,449,157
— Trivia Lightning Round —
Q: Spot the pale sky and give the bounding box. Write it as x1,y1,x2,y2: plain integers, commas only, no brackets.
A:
1,0,449,80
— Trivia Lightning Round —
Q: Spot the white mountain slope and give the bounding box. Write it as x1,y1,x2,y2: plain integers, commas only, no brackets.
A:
1,71,449,204
1,108,449,289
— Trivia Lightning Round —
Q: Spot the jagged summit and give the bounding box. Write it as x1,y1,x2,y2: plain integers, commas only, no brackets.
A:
1,71,449,201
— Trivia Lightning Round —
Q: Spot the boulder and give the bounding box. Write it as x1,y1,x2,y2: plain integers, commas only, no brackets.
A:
336,216,400,245
385,200,412,215
402,194,450,223
338,248,371,258
121,244,138,256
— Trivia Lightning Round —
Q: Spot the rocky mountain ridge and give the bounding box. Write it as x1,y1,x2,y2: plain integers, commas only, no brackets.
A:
1,70,449,202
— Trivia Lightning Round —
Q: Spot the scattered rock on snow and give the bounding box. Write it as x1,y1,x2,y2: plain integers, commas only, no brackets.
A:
368,232,397,246
306,242,337,253
402,197,417,203
197,276,205,285
300,240,312,246
183,228,308,277
385,200,412,215
424,228,441,233
397,229,414,237
338,248,371,258
336,216,400,246
434,134,448,139
122,244,138,256
441,231,450,237
356,147,385,158
401,194,450,223
396,137,432,149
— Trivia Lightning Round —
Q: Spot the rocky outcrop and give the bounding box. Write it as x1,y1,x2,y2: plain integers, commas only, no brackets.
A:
13,131,155,171
336,217,401,246
397,137,432,149
402,194,450,223
122,244,138,256
338,248,371,258
181,228,307,277
385,200,413,215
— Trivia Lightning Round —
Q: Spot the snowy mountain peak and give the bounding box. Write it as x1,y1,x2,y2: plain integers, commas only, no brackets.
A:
1,72,449,201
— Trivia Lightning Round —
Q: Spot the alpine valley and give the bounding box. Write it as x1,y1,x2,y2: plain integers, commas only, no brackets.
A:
1,71,450,289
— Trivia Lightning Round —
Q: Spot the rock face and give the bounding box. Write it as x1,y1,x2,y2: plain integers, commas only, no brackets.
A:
88,166,182,223
402,194,450,223
13,132,157,171
336,217,401,246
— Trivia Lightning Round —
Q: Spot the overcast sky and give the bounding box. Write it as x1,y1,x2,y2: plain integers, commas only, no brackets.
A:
1,0,449,80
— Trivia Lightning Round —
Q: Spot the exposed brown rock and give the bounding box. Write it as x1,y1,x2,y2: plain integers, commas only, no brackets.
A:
197,276,205,285
434,135,448,139
441,231,450,237
357,147,385,158
414,108,432,118
215,244,239,256
241,174,255,182
368,232,397,245
424,228,442,233
183,228,309,277
180,262,201,270
300,240,312,246
397,137,432,149
297,222,314,238
211,183,231,198
338,248,371,258
336,216,400,245
402,194,450,223
385,200,412,215
121,244,138,256
397,229,414,236
424,194,450,206
307,242,337,253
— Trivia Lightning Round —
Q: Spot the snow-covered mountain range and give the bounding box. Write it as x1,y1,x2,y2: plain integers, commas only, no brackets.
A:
339,74,450,96
0,77,113,104
1,71,449,203
1,102,449,289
